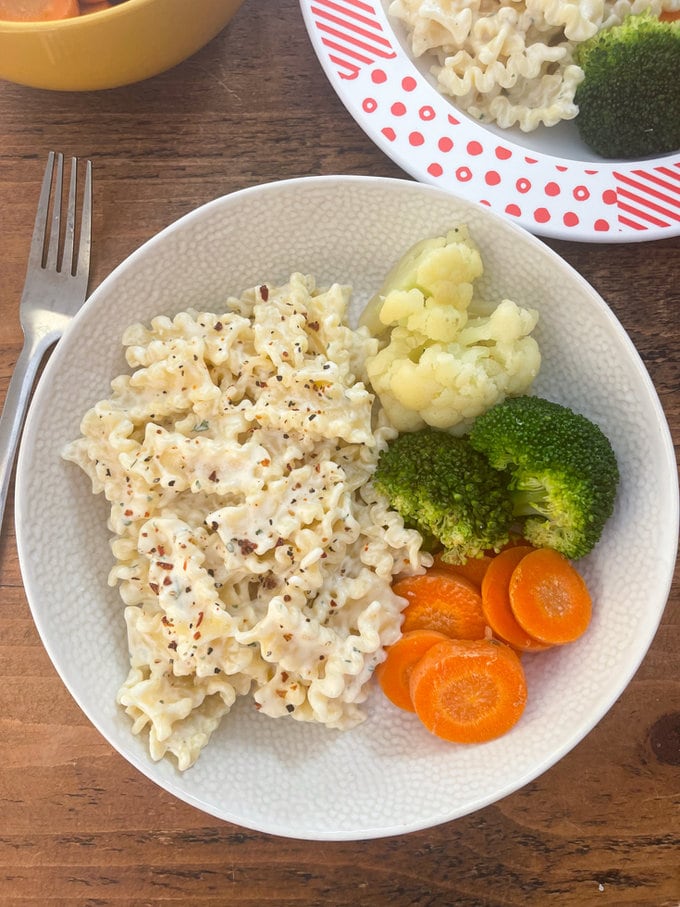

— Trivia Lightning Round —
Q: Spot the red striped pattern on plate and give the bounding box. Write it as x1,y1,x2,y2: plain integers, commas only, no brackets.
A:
309,0,396,79
615,164,680,232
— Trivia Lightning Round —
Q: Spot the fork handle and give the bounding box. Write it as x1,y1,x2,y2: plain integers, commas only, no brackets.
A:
0,332,57,535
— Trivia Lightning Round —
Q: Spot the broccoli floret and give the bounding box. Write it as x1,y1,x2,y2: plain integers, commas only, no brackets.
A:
573,12,680,159
468,396,619,560
373,427,514,564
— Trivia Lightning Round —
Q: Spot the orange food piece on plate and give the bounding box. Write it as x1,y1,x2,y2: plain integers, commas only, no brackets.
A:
0,0,79,20
393,569,488,640
409,638,528,743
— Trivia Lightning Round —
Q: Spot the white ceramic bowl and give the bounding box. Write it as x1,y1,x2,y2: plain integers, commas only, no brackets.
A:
16,176,678,840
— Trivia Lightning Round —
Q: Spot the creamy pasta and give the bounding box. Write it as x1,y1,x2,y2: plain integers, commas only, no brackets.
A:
63,274,427,770
390,0,679,131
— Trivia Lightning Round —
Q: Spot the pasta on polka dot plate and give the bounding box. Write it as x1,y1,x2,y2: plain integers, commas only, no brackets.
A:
300,0,680,242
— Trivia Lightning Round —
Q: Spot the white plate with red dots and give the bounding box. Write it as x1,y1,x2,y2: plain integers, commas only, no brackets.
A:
300,0,680,242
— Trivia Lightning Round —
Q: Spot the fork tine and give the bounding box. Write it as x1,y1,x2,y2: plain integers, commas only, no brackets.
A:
26,150,57,272
44,151,63,272
76,159,93,282
62,156,78,275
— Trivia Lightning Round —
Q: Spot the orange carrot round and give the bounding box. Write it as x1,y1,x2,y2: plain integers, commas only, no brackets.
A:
432,552,494,589
0,0,79,20
393,569,487,640
659,9,680,21
409,638,528,743
481,546,551,652
375,629,450,712
508,547,592,645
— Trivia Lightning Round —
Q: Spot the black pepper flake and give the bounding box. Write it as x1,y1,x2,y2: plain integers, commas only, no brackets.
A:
214,321,223,331
285,704,295,713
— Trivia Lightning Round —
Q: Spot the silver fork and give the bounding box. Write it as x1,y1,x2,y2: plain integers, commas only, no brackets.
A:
0,151,92,533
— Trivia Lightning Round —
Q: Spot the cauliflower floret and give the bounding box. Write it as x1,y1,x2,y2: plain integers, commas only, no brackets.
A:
379,288,468,343
359,226,483,337
365,299,541,434
362,227,542,433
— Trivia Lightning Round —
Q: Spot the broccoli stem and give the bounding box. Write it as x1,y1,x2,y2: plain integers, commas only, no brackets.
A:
510,479,549,519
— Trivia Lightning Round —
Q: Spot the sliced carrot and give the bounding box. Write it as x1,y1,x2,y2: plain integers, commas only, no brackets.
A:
409,638,527,743
481,546,551,652
433,552,494,589
0,0,79,20
393,569,487,640
659,10,680,21
508,547,592,645
375,629,450,712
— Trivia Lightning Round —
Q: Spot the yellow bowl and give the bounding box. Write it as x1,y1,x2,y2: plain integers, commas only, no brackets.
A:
0,0,246,91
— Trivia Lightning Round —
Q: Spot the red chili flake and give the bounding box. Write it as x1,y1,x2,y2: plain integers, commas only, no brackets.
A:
283,633,293,642
124,509,133,517
237,539,257,555
162,576,172,586
157,561,174,570
281,671,289,682
308,321,320,331
260,285,269,301
214,321,223,331
168,640,178,651
149,582,160,595
196,611,204,628
208,470,218,482
260,458,271,467
193,631,201,641
158,546,166,557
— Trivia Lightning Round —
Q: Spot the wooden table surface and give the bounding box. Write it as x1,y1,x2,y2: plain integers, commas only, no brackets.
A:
0,1,678,904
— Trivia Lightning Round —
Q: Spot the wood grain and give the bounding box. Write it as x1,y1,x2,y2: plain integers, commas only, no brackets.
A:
0,1,678,904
